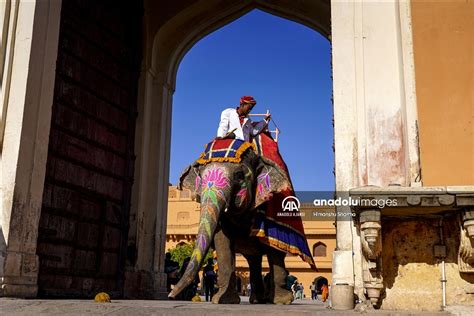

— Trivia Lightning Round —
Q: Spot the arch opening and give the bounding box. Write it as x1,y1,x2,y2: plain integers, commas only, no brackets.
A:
313,242,328,257
130,0,334,299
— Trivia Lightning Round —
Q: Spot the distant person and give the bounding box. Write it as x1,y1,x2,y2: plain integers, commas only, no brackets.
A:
291,281,298,299
286,272,297,291
321,284,329,302
236,275,242,295
247,283,252,298
300,283,304,299
292,282,303,300
164,252,179,292
203,258,216,302
310,281,317,300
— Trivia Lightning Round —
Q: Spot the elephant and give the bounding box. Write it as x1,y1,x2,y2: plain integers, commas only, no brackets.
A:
168,138,315,304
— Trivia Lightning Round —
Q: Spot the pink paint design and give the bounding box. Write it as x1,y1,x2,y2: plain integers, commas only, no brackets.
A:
257,169,271,199
237,188,247,199
196,234,207,250
202,168,229,189
236,188,248,207
258,171,270,189
201,167,229,208
195,175,201,191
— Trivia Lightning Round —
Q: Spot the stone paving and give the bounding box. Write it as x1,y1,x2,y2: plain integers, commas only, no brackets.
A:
0,296,464,316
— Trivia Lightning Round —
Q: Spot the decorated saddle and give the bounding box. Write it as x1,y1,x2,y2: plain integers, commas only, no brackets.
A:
196,139,255,165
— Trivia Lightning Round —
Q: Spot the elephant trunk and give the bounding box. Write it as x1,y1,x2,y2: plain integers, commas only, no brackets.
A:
168,201,221,299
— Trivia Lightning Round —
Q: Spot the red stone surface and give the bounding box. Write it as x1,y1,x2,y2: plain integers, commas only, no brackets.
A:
37,0,142,298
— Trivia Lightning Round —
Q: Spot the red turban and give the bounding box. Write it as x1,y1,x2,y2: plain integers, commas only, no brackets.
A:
240,96,257,105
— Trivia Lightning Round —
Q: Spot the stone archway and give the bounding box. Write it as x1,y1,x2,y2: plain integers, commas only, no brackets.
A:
0,0,424,304
127,0,331,299
128,0,421,305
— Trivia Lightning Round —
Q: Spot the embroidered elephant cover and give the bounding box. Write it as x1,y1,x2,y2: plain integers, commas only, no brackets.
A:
251,133,316,269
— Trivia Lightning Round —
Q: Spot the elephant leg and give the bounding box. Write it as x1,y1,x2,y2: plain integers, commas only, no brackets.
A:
243,254,265,304
267,246,293,305
212,228,240,304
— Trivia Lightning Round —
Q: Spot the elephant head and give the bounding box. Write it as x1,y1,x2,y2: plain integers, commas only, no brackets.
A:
168,148,292,299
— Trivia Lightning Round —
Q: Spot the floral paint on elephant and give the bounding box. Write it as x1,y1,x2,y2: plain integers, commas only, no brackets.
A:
256,167,272,202
183,167,229,285
235,165,253,209
235,169,253,209
195,174,201,192
201,167,229,208
236,188,248,208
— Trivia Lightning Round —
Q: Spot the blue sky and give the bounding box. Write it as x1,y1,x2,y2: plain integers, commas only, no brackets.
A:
170,9,334,191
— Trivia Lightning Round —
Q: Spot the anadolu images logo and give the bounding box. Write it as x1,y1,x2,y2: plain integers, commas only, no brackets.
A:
282,196,301,212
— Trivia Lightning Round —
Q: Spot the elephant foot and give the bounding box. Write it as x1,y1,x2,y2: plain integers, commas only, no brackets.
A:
212,289,241,304
249,293,266,304
273,288,294,305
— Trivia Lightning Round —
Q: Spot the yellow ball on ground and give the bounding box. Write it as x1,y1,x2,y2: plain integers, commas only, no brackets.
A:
192,294,202,302
94,292,111,303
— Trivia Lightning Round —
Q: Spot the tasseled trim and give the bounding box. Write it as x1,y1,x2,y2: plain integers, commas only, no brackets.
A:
196,141,256,165
251,212,317,270
252,230,316,270
253,209,307,238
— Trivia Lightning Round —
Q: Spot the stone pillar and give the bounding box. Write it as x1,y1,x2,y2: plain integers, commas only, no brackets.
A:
331,0,359,306
331,0,419,308
152,72,174,297
0,0,61,297
124,67,169,298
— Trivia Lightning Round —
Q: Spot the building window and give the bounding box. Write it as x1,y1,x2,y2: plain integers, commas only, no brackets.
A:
313,242,327,257
169,189,177,199
180,190,190,199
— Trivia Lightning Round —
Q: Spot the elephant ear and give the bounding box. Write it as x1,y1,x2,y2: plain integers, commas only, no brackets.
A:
254,156,294,208
178,164,201,202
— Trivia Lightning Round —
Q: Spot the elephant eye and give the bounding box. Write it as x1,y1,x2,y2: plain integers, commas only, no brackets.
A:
233,170,245,182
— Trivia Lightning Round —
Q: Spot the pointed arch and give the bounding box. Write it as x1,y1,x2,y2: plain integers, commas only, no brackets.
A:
149,1,331,90
131,0,331,280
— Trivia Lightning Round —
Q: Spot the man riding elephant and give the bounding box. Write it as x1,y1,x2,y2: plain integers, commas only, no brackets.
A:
216,96,270,142
218,96,315,267
168,96,315,304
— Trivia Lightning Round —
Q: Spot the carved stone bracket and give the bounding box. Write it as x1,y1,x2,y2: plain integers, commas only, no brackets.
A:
359,209,383,305
362,256,384,305
462,208,474,238
459,208,474,273
360,210,382,259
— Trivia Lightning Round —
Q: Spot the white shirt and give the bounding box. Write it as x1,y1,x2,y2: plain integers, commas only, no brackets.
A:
216,108,248,141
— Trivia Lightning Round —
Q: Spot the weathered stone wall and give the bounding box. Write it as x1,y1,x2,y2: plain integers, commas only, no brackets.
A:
380,217,474,311
37,0,142,298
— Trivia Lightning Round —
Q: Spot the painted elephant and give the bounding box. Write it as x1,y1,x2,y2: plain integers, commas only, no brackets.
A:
168,139,299,304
